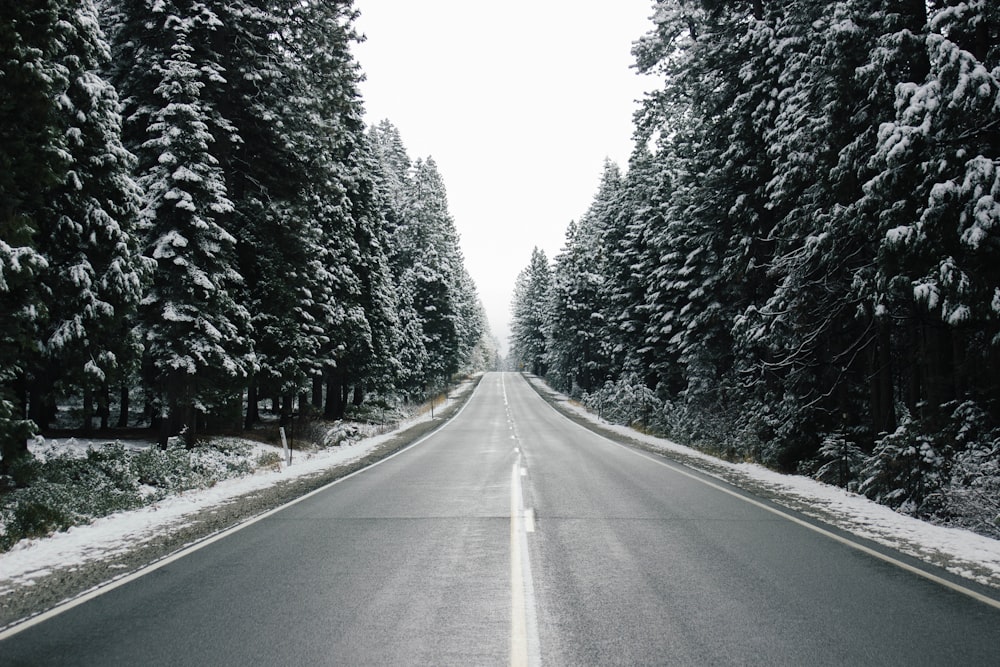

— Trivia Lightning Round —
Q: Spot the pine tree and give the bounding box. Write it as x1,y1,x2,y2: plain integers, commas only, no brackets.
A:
28,0,147,432
453,266,487,372
113,1,255,445
369,119,413,233
631,1,785,459
296,3,403,417
728,0,889,467
2,0,147,465
545,161,623,393
229,0,394,422
218,0,323,422
369,121,484,398
604,150,660,385
401,157,465,390
870,0,1000,422
1,1,63,467
510,248,551,376
369,120,428,394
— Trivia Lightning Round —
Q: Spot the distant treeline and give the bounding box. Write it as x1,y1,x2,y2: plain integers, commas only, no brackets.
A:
0,1,492,468
510,1,1000,536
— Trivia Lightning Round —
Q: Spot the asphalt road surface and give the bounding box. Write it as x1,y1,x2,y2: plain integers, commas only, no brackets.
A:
3,372,999,665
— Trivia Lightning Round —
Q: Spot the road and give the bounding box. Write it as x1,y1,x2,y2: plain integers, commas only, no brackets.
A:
3,372,999,665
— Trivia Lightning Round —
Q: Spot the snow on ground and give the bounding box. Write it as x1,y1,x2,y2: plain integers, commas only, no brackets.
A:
29,436,159,460
0,439,368,597
0,381,473,597
527,377,1000,590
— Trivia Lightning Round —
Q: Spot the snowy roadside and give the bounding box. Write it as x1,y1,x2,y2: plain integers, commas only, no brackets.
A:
525,376,1000,591
0,377,478,628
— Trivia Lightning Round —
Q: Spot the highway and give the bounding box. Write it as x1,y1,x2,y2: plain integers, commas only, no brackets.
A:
3,372,998,665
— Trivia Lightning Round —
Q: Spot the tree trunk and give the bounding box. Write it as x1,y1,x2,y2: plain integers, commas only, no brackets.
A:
352,383,365,407
182,401,197,448
98,383,111,430
245,378,259,428
952,328,966,401
311,376,323,410
905,315,921,415
27,370,56,431
82,387,94,433
143,354,161,433
117,382,130,428
158,397,173,449
160,370,182,448
868,319,896,439
915,320,955,428
324,368,347,420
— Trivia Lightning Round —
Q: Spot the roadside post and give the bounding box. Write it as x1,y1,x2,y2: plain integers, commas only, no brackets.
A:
279,426,290,466
278,408,297,467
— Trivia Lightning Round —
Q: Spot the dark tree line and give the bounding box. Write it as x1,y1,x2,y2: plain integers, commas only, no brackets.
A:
1,0,491,469
511,0,1000,536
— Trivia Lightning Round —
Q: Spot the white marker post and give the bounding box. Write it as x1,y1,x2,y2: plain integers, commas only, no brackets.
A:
279,426,290,466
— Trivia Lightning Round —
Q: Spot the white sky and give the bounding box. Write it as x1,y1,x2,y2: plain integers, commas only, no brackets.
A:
350,1,657,354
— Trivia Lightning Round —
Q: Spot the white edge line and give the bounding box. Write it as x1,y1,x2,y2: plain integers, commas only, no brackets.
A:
0,378,484,641
523,376,1000,612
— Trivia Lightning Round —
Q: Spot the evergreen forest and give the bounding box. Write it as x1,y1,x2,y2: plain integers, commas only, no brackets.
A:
0,0,493,470
510,0,1000,538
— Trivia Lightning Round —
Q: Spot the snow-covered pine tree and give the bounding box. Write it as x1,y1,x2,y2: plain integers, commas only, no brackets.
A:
26,0,147,432
453,266,487,373
586,160,629,384
625,133,688,403
631,0,784,460
398,157,469,391
215,0,367,423
1,1,62,468
369,120,429,394
370,123,483,399
604,148,660,386
509,247,551,377
846,0,1000,509
2,0,147,466
466,299,499,373
544,161,623,394
113,1,254,446
870,0,1000,423
0,228,44,470
729,0,893,470
369,119,413,235
209,0,323,424
287,3,404,418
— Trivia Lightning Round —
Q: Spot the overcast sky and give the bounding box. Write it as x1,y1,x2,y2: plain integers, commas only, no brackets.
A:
351,1,656,354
